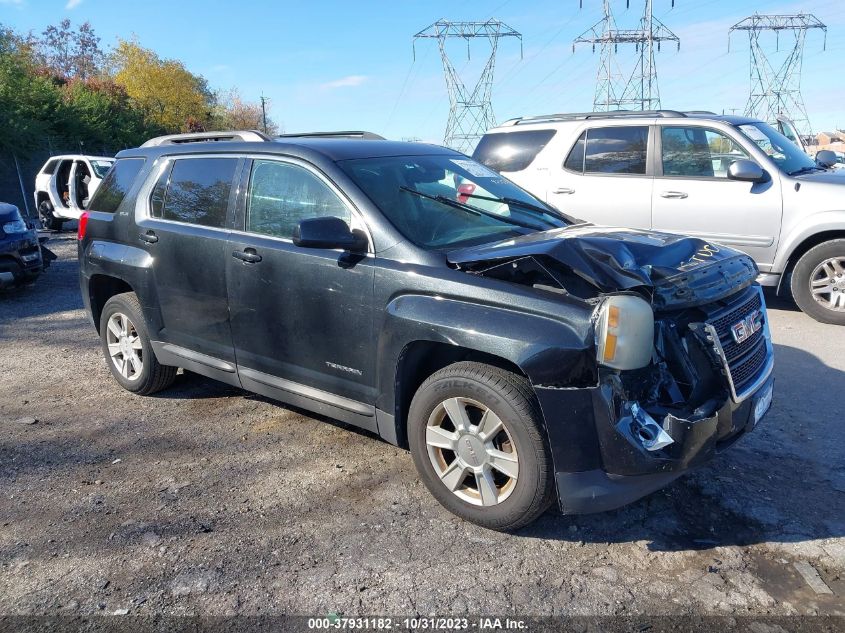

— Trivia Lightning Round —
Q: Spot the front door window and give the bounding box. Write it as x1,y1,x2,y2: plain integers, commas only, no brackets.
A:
661,127,750,178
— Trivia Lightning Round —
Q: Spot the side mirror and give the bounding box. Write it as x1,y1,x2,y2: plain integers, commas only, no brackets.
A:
815,150,837,169
293,216,366,251
727,159,767,183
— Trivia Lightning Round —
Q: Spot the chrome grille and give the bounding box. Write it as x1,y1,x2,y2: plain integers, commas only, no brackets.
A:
705,287,772,401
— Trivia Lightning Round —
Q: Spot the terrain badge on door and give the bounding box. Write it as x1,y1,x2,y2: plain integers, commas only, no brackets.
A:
325,361,363,376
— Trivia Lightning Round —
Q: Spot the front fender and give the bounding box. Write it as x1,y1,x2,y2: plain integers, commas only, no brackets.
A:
774,210,845,272
376,293,598,413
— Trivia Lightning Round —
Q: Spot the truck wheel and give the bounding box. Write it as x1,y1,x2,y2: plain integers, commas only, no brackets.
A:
100,292,177,395
38,200,63,232
790,239,845,325
408,361,554,531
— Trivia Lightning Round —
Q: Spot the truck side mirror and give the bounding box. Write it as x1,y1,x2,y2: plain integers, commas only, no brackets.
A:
727,159,767,183
815,150,838,169
293,216,367,252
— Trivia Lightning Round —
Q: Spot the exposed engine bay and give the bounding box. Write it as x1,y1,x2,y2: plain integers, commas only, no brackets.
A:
449,225,772,466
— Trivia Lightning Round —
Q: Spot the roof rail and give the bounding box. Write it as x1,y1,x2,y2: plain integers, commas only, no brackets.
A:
277,131,386,140
140,130,272,147
684,110,718,115
501,110,688,126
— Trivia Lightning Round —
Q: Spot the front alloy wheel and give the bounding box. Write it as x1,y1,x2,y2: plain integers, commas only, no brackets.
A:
408,361,554,531
809,256,845,312
105,312,144,381
791,239,845,325
425,397,519,507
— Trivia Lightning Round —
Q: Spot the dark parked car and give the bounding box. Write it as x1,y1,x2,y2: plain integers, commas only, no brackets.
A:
0,202,45,288
78,130,774,530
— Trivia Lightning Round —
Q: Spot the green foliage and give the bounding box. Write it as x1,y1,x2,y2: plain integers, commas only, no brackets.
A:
0,20,275,157
0,42,64,152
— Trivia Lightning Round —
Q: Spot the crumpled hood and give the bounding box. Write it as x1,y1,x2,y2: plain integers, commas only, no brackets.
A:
448,224,759,309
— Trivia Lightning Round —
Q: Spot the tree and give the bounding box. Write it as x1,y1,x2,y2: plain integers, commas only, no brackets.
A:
39,19,74,77
212,88,278,135
111,39,212,132
73,22,102,80
37,19,102,79
0,25,66,152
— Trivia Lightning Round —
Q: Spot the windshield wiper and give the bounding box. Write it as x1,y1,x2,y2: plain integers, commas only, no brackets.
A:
788,165,825,176
398,186,548,231
459,192,574,224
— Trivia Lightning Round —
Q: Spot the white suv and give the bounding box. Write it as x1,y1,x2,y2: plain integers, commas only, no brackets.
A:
474,110,845,324
34,154,114,231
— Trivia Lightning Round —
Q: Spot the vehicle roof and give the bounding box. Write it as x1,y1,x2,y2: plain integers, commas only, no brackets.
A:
43,154,115,161
489,111,764,132
117,138,461,162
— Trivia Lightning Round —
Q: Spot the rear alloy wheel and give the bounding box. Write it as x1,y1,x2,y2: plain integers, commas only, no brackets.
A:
408,361,554,531
100,292,177,394
791,239,845,325
105,312,144,382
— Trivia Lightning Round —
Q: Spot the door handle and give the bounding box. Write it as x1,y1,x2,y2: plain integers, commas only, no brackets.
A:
232,248,262,264
660,191,688,199
139,231,158,244
553,187,575,195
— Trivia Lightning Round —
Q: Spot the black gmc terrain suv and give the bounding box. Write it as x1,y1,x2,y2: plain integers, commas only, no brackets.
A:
79,130,774,530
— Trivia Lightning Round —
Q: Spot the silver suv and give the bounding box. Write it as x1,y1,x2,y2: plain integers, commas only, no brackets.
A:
474,110,845,324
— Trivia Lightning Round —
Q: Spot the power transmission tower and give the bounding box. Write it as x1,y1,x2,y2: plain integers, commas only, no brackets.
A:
729,14,827,137
573,1,679,111
414,19,522,153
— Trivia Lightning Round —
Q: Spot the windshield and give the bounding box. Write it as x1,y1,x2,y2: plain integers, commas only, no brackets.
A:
338,154,570,249
735,122,817,175
91,160,114,179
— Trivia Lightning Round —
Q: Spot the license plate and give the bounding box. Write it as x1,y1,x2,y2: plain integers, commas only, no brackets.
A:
753,382,773,425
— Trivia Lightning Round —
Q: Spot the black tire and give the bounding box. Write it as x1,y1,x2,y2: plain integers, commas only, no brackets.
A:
99,292,177,395
408,361,554,531
38,200,63,232
790,239,845,325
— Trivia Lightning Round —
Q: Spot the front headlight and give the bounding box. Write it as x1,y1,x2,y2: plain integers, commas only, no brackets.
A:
2,219,28,234
594,294,654,370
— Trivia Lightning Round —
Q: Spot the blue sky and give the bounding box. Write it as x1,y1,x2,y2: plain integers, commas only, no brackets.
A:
2,0,844,142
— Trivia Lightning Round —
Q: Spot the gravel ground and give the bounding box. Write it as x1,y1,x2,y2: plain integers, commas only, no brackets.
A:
0,234,843,618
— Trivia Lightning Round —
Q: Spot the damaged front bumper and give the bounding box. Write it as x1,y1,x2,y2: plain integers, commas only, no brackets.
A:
0,236,44,287
536,286,775,514
547,377,773,514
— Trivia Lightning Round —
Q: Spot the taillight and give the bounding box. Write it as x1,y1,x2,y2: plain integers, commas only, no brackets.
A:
77,211,90,240
457,183,476,203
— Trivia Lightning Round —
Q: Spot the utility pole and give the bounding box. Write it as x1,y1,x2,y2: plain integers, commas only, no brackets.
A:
573,1,679,111
729,13,826,137
414,19,522,153
260,94,269,134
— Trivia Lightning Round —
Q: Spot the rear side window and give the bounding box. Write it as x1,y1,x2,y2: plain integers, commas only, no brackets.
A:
87,158,146,213
41,159,59,175
473,129,556,172
564,126,649,175
152,157,238,228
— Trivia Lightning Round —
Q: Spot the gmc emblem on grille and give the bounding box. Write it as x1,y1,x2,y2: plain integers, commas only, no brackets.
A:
730,309,763,344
